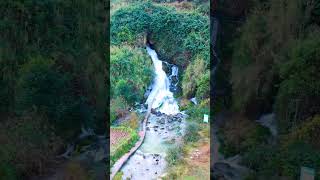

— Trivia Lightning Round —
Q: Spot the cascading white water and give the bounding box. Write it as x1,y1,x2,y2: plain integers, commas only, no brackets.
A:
121,47,186,179
145,46,180,115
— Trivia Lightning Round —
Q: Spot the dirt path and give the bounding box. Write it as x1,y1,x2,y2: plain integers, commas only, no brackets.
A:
185,142,210,179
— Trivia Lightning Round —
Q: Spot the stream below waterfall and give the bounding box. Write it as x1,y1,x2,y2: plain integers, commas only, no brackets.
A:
120,46,187,179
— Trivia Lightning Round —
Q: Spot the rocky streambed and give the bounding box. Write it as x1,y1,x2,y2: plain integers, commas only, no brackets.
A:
120,110,187,180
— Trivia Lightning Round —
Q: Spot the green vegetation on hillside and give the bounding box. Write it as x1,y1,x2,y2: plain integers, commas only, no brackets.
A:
111,2,209,67
110,0,210,124
110,46,153,123
0,0,107,179
215,0,320,179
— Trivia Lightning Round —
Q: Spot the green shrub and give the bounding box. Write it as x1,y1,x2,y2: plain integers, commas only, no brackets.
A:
196,70,210,100
182,57,208,99
183,122,200,143
241,144,279,174
166,145,183,166
15,56,91,140
111,4,151,46
185,104,209,123
283,115,320,150
110,46,153,105
279,141,320,178
242,120,320,179
114,79,139,104
110,96,129,124
276,34,320,133
114,171,124,180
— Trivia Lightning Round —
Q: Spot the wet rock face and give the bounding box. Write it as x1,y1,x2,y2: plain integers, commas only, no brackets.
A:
150,110,185,123
162,62,171,74
151,109,163,116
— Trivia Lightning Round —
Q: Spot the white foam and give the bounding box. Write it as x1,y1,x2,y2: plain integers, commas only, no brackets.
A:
145,46,180,115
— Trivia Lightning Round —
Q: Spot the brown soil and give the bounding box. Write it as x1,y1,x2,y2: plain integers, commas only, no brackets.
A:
187,142,210,166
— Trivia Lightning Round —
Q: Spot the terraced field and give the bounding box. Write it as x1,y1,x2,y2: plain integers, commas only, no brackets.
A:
111,128,130,147
110,127,139,166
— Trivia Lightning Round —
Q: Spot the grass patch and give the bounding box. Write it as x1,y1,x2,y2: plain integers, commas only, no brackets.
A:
166,145,183,166
113,171,124,180
183,122,200,143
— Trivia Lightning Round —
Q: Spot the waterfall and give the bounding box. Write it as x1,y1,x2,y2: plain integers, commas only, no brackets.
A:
145,46,180,115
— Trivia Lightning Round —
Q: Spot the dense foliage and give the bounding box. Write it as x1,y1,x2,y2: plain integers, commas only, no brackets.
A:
0,111,63,178
216,0,320,178
276,35,320,133
0,0,107,178
231,0,320,123
111,2,209,66
110,46,153,105
182,57,210,99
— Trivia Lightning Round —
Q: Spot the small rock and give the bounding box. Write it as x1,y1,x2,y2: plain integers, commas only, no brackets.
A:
167,126,174,131
151,108,157,114
156,111,162,116
157,118,165,124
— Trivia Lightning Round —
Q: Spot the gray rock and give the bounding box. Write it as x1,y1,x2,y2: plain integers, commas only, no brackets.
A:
157,118,165,124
